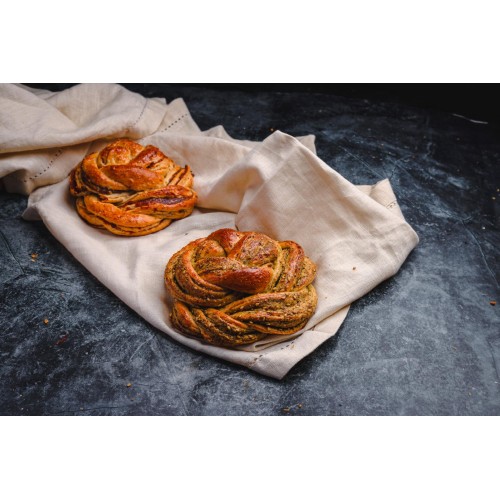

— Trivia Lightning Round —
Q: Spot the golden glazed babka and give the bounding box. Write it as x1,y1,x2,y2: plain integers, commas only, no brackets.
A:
69,139,197,236
165,228,318,347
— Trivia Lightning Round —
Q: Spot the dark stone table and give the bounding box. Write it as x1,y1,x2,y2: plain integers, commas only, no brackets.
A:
1,84,499,415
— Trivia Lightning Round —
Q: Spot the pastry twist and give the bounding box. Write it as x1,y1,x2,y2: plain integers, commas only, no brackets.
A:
165,228,318,347
69,139,197,236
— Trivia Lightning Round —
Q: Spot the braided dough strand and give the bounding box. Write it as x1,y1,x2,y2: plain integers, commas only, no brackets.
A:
69,139,197,236
165,229,318,347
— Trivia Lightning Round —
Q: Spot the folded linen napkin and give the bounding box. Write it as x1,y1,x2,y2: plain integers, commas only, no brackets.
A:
0,83,418,379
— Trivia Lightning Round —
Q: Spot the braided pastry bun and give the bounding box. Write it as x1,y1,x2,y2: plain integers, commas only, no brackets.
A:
165,228,318,347
69,139,197,236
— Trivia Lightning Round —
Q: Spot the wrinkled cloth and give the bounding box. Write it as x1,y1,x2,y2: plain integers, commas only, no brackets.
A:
1,83,418,379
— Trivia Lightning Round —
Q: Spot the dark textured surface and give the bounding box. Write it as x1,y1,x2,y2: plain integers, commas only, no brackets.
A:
1,84,499,415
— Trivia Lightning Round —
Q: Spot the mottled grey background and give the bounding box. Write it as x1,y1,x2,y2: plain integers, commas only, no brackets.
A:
1,84,498,415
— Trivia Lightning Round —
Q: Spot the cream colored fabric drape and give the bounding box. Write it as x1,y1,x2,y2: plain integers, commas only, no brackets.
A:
1,83,418,378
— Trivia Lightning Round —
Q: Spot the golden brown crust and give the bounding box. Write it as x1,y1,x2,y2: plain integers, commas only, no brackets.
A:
165,228,318,347
69,139,197,236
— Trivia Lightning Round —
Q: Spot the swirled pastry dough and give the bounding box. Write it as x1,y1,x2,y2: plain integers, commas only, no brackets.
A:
69,139,197,236
165,228,317,347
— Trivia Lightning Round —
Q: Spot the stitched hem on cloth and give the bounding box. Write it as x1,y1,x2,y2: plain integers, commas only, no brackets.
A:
25,148,63,183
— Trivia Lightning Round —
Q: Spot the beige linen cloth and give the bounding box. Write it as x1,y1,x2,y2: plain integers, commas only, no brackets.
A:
0,83,419,379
